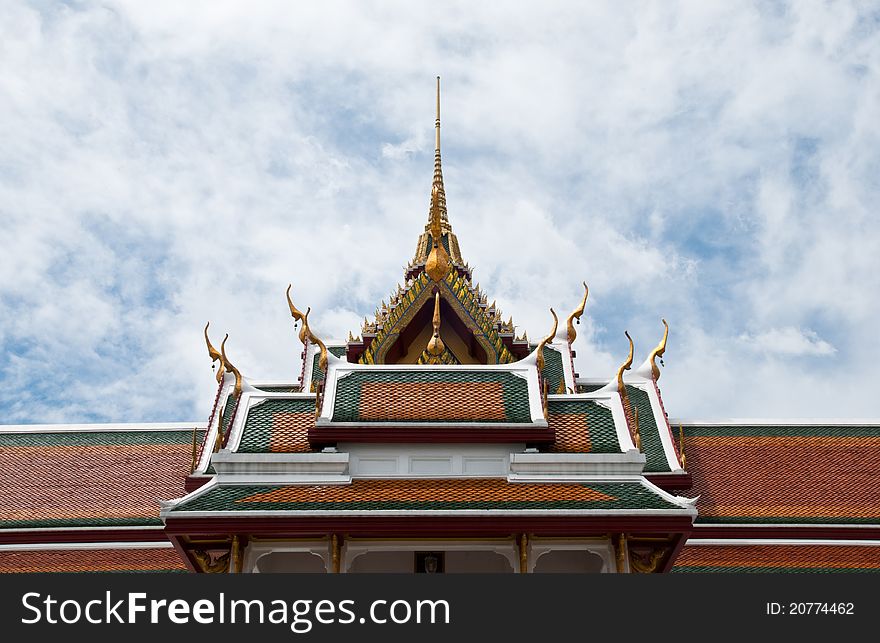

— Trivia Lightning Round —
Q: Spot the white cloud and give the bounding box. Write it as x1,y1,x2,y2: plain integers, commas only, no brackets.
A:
0,1,878,422
738,327,836,357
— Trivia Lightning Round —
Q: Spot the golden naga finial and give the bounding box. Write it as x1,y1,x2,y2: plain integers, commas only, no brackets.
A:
204,322,225,383
427,291,445,356
535,308,558,371
633,406,642,451
647,318,669,381
425,185,450,281
220,334,243,398
679,423,687,469
287,284,329,372
190,425,198,473
286,284,309,345
565,282,589,344
616,331,634,395
303,307,329,372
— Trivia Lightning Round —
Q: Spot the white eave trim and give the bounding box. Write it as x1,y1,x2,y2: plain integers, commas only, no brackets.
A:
0,525,166,533
693,523,880,529
508,451,646,479
159,476,220,520
672,418,880,426
0,541,174,552
211,452,351,484
0,422,206,433
686,539,880,546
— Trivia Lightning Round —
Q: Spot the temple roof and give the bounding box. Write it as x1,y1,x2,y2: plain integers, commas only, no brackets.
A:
680,422,880,525
0,425,201,530
673,544,880,573
0,548,187,574
167,478,693,516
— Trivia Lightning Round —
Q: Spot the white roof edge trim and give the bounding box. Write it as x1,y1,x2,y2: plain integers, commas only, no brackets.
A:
0,542,174,552
159,477,220,519
322,363,538,372
693,523,880,529
672,418,880,426
0,525,167,533
639,477,699,513
0,422,206,433
685,539,880,547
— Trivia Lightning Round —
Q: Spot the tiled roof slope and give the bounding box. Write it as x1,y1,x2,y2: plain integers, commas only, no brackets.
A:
236,398,315,453
308,345,348,387
172,479,681,513
682,424,880,524
673,544,880,573
0,548,187,573
0,429,202,529
546,399,620,453
626,385,672,473
540,346,565,394
331,370,532,423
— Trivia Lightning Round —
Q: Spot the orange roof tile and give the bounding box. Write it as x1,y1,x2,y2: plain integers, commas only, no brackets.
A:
0,547,187,573
0,430,199,528
674,544,880,571
683,426,880,524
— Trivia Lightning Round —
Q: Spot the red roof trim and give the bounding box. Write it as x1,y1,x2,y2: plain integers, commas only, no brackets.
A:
165,514,693,539
691,525,880,540
0,527,169,546
308,426,554,445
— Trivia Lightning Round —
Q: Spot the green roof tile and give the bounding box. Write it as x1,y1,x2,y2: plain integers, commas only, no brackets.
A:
0,430,200,448
626,385,671,473
541,346,565,394
310,346,348,385
547,399,620,453
237,398,316,453
330,370,532,423
683,425,880,438
172,481,682,513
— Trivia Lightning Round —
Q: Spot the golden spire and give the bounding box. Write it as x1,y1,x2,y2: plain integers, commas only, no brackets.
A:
432,75,448,225
535,308,558,371
410,77,464,271
427,291,445,355
220,334,243,397
616,331,634,396
204,322,225,383
566,282,589,344
647,319,669,381
286,285,328,372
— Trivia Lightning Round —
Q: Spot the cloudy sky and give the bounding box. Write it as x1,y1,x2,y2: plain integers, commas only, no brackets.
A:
1,1,878,424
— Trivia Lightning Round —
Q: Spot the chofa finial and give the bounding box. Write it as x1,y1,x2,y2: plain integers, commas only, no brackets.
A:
648,319,669,381
285,284,328,372
566,282,589,344
616,331,634,396
219,333,243,398
535,308,559,371
204,322,225,383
